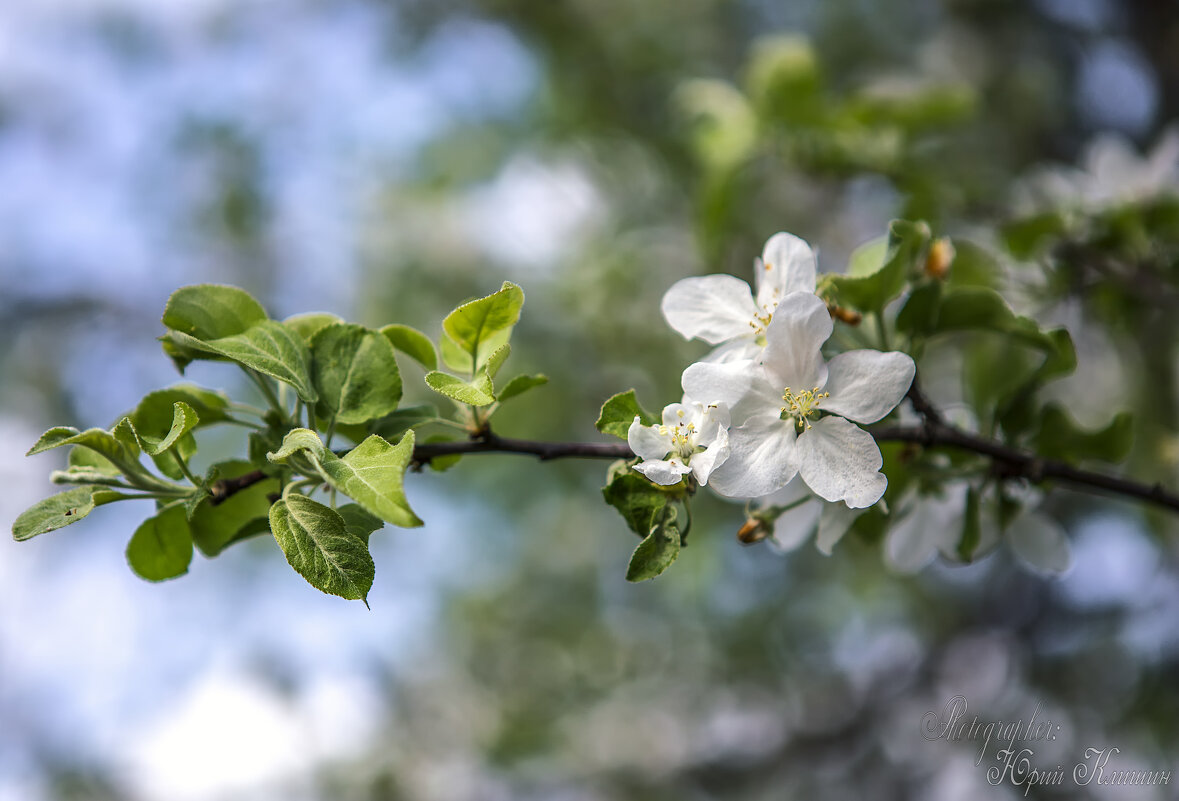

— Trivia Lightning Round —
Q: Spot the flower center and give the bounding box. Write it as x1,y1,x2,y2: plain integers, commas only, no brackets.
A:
781,386,828,430
658,411,698,459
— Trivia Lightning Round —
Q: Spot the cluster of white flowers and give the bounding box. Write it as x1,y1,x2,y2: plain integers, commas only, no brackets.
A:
628,232,916,548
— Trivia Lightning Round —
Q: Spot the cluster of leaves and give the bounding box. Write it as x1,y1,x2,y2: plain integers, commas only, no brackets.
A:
14,283,546,604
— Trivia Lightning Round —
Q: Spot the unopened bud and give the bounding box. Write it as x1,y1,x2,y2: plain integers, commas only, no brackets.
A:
828,303,862,325
925,237,955,280
737,518,772,544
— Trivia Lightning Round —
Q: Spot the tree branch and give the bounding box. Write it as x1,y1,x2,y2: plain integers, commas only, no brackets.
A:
208,390,1179,514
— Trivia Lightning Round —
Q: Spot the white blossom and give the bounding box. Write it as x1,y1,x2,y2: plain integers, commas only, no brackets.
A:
660,232,817,362
682,291,914,507
628,400,731,486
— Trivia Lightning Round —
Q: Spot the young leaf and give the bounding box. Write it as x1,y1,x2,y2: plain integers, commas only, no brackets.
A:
13,486,106,541
497,374,548,403
602,472,670,536
337,503,385,544
1033,404,1133,464
828,219,930,312
166,320,318,403
126,505,193,581
162,284,268,340
284,312,343,344
441,281,524,368
380,324,438,371
141,402,199,456
367,404,440,442
318,432,422,528
439,333,473,373
270,494,375,604
596,390,658,440
132,385,231,432
626,505,681,582
266,428,327,463
27,423,146,478
425,371,495,406
484,343,511,378
310,323,402,425
190,460,279,557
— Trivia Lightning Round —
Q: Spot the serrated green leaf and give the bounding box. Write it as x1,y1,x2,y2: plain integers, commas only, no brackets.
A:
318,432,422,528
337,503,384,544
68,445,120,476
596,390,658,440
829,220,930,312
284,312,343,344
267,428,326,463
27,423,145,477
442,281,524,369
191,460,279,557
166,320,317,403
126,505,193,581
439,332,473,373
425,371,495,406
626,505,681,582
602,472,669,536
1033,404,1133,464
141,402,199,456
270,494,374,603
380,324,437,371
497,374,548,403
484,343,510,378
162,284,268,340
13,486,107,541
309,323,402,425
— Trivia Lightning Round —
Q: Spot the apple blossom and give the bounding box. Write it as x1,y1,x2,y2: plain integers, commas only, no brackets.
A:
628,400,731,486
681,291,914,506
660,232,817,362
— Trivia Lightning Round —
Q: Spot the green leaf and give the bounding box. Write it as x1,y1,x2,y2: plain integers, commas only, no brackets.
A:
596,390,658,440
602,472,669,536
267,428,327,463
27,422,146,477
895,281,943,340
367,404,440,442
310,323,402,425
484,343,510,378
425,371,495,406
1033,404,1133,464
68,445,120,476
190,460,279,557
270,494,374,604
162,284,268,340
165,320,317,403
284,312,343,344
497,374,548,403
828,220,930,312
126,505,193,581
337,503,384,544
846,236,888,277
1001,212,1067,259
131,385,231,433
626,505,681,582
441,281,524,369
422,435,462,472
439,333,473,373
13,486,108,541
141,402,199,456
318,432,422,528
380,324,437,371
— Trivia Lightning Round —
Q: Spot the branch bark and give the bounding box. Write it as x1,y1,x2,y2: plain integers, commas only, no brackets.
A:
208,386,1179,514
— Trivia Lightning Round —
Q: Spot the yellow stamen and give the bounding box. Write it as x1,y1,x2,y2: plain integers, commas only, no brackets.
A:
780,386,829,430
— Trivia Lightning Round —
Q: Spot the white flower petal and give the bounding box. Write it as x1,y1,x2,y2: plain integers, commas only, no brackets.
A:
1008,512,1072,575
755,232,817,308
701,338,762,363
708,414,798,498
681,360,753,408
816,501,861,555
886,502,948,573
692,402,730,444
795,416,886,508
690,427,729,485
661,275,759,345
820,350,916,424
769,486,820,552
761,291,831,391
661,402,693,428
634,459,691,485
627,418,669,462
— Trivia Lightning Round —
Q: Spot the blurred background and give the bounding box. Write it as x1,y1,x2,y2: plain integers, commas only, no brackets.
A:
3,0,1179,798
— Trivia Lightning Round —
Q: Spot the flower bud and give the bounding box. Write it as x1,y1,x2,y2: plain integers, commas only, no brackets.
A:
925,237,955,280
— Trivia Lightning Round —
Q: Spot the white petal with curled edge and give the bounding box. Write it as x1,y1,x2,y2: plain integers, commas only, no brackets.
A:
794,416,886,508
661,275,759,344
708,414,798,499
755,232,817,308
634,458,691,486
761,292,832,391
819,350,916,424
681,360,754,408
816,501,862,555
627,418,669,462
1008,512,1072,575
689,426,729,485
